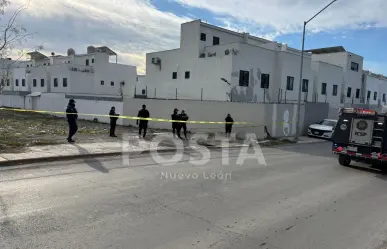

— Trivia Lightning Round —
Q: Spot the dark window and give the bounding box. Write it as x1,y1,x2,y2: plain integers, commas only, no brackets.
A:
6,79,9,86
1,79,3,86
86,59,89,66
92,58,95,63
321,83,327,95
239,70,249,87
351,62,359,72
302,79,309,92
172,72,177,79
15,79,19,86
111,81,114,86
374,92,377,101
185,71,190,79
40,79,45,87
33,79,37,87
101,80,104,85
286,76,294,91
63,78,67,87
54,78,58,87
356,89,360,99
43,63,46,66
332,85,338,96
367,91,371,100
142,89,146,95
261,74,270,89
200,33,206,41
22,79,25,87
136,77,138,82
347,87,352,98
213,36,220,46
383,94,386,102
27,65,29,68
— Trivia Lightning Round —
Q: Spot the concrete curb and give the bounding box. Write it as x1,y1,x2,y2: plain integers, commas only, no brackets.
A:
0,144,248,167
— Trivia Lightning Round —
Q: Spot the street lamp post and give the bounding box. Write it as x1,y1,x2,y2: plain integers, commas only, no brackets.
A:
295,0,338,140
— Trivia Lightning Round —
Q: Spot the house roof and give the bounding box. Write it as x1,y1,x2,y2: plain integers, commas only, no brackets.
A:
96,46,117,56
26,51,48,60
305,46,346,54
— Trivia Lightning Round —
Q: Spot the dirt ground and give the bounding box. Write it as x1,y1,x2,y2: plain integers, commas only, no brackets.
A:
0,109,166,152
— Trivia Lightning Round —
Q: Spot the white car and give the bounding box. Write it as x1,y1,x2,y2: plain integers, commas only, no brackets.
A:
308,119,338,139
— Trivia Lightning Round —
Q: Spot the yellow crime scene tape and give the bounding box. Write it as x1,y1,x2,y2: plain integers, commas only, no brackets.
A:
0,107,295,126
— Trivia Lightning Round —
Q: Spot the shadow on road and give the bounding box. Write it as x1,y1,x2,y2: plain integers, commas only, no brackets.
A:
71,144,109,173
275,141,334,158
0,196,19,237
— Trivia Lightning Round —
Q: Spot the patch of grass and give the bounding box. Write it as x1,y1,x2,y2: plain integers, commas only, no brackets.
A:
260,138,296,147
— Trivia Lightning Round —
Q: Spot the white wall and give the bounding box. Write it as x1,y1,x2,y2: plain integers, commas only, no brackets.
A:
12,68,28,92
28,66,49,93
135,75,146,96
68,70,94,94
50,64,71,93
364,74,387,105
312,61,343,104
0,94,24,108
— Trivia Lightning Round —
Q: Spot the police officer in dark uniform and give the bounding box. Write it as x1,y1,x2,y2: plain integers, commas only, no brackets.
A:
179,110,189,139
109,106,119,137
225,113,234,137
66,99,78,143
171,108,181,138
137,104,150,138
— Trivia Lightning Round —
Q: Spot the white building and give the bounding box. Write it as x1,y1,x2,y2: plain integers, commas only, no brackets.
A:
362,70,387,105
143,20,369,106
1,46,137,97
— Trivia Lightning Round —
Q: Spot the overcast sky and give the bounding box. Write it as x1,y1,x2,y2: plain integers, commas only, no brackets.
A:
6,0,387,75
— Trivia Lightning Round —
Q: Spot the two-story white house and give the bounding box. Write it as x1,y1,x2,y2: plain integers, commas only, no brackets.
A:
1,46,137,98
362,70,387,105
143,20,358,105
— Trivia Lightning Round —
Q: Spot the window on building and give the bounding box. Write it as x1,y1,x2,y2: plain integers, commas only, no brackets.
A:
27,65,29,68
6,79,9,86
239,70,249,87
15,79,18,87
367,91,371,100
136,77,138,82
54,78,58,87
213,36,220,46
33,79,37,87
63,78,67,87
356,89,360,99
383,94,386,102
351,62,359,72
172,72,177,79
22,79,25,87
43,63,46,66
1,79,3,86
142,89,146,95
48,63,50,66
185,71,190,79
302,79,309,92
321,83,327,95
347,87,352,98
286,76,294,91
332,85,338,96
92,58,95,63
111,81,114,86
261,74,270,89
101,80,104,86
200,33,206,41
374,92,377,101
86,59,89,66
41,79,45,87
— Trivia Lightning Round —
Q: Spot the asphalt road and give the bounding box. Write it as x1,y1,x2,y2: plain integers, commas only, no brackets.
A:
2,141,387,249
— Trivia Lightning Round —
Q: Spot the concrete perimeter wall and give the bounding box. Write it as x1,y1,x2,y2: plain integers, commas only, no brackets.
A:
1,93,334,139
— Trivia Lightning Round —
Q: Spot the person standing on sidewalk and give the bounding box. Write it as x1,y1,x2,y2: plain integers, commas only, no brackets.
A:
137,104,150,138
66,99,78,143
171,108,181,138
109,106,120,137
179,110,189,139
225,113,234,137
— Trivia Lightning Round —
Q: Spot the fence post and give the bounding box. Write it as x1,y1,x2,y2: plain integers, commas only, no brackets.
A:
175,88,177,100
146,86,148,98
285,90,287,103
201,88,203,101
134,86,136,97
277,89,281,103
263,89,266,103
154,88,156,98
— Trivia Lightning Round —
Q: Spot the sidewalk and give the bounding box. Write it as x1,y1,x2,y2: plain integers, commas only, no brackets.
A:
0,134,324,166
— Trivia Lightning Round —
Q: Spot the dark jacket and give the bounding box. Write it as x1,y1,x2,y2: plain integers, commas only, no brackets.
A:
180,113,189,122
66,103,78,122
109,110,119,123
171,113,180,127
138,109,150,124
225,116,234,126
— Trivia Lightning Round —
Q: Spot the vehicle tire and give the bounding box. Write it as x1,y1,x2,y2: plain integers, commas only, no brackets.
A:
338,155,351,166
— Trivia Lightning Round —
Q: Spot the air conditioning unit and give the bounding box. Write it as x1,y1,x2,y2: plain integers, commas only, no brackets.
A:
207,52,216,57
225,49,230,55
199,53,206,58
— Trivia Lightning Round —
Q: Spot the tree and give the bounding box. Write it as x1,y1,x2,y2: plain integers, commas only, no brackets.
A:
0,0,41,94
